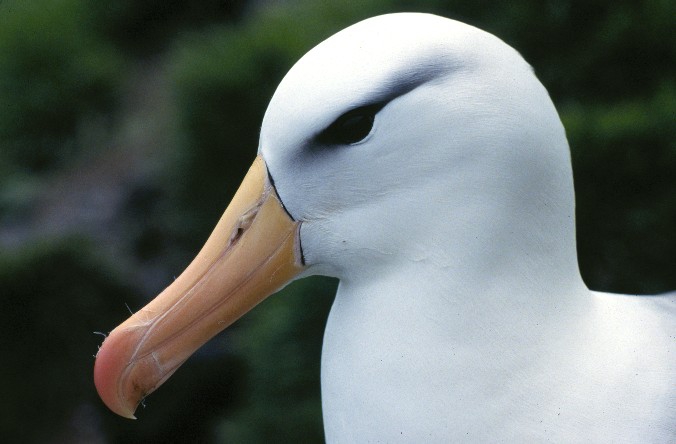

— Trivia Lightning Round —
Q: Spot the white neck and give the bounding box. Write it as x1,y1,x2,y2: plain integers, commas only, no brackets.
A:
317,178,674,442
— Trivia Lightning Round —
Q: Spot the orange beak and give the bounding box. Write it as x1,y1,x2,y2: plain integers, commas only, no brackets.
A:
94,155,305,418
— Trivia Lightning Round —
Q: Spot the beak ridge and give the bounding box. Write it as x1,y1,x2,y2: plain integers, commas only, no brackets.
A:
94,156,305,418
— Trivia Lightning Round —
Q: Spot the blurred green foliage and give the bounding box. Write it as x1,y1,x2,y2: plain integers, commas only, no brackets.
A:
0,0,125,174
565,83,676,292
89,0,248,55
0,239,135,441
0,0,673,442
218,277,337,442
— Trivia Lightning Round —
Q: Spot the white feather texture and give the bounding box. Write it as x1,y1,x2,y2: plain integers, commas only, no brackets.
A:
259,13,675,442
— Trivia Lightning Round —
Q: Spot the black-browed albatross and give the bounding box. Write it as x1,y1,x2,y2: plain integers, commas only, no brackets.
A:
95,13,676,442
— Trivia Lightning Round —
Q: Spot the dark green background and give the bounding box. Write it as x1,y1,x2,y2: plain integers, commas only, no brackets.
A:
1,0,673,442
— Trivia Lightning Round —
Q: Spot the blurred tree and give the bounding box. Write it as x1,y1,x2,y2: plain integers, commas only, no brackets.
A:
217,277,337,443
0,0,125,175
0,239,135,441
566,84,676,293
90,0,250,56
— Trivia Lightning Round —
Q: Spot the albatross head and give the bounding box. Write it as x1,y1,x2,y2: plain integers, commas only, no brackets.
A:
95,12,581,421
261,12,577,282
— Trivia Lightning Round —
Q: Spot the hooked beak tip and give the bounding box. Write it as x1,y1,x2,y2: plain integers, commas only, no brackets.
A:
94,330,141,419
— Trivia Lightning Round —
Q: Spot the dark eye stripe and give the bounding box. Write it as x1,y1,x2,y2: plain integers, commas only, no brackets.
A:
316,103,385,146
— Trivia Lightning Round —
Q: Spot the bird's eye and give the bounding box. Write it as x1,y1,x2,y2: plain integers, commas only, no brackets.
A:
318,103,383,146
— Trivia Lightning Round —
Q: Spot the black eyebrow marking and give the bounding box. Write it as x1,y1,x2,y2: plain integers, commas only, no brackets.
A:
312,61,448,145
369,58,450,104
